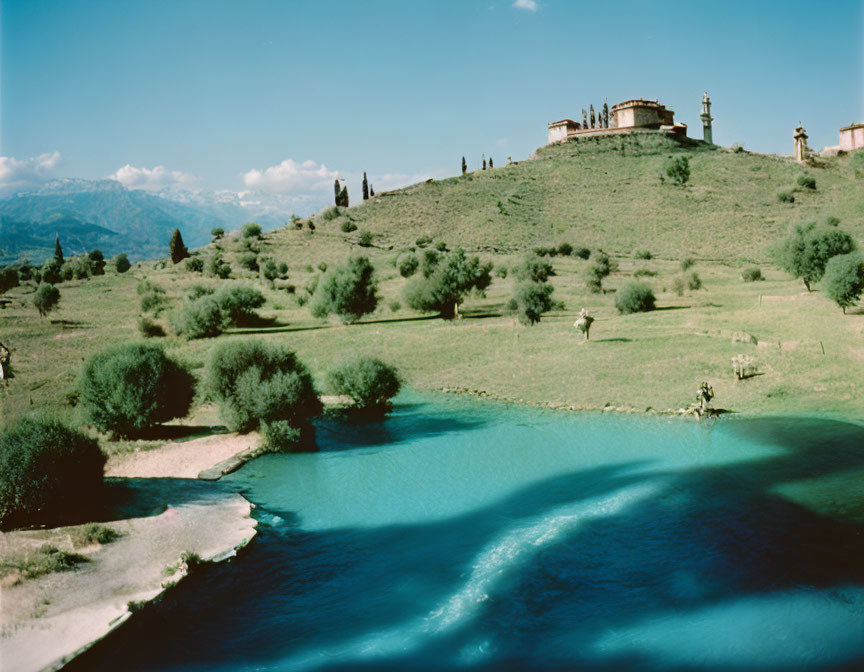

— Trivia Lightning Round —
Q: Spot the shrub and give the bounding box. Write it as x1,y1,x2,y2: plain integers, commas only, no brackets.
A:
557,242,574,257
170,296,228,339
822,252,864,313
322,206,342,222
78,343,195,437
515,255,555,283
341,221,358,233
0,267,19,294
137,317,166,338
186,285,214,300
87,250,106,276
41,258,62,284
615,282,656,314
205,253,231,279
326,358,401,411
634,249,653,260
574,247,591,260
680,257,695,271
397,253,420,278
61,257,91,280
671,275,686,296
259,258,279,284
317,261,328,273
259,421,302,453
686,271,703,290
277,262,289,276
112,254,131,273
389,300,401,312
310,256,378,323
214,285,265,325
797,174,816,190
185,257,204,273
584,252,618,294
777,190,795,203
665,156,690,185
510,280,555,325
420,249,441,277
0,417,105,529
34,283,60,317
495,265,508,279
773,223,856,290
237,252,259,271
825,216,841,227
211,227,225,241
633,268,657,278
358,231,374,247
741,267,764,282
242,222,262,239
140,290,165,314
205,340,321,434
403,248,493,319
415,235,433,248
435,241,448,252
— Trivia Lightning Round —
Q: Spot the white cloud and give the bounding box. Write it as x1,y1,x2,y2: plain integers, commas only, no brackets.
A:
242,159,339,195
109,164,200,190
0,151,62,194
513,0,537,10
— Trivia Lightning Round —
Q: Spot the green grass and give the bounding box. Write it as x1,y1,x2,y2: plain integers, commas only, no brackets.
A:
0,544,89,581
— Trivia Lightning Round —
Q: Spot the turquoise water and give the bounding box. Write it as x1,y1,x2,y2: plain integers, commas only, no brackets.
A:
73,392,864,671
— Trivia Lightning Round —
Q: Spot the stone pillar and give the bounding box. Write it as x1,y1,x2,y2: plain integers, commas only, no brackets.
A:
793,124,809,162
700,91,713,145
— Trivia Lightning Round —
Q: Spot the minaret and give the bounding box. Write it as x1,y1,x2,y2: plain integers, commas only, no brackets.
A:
700,91,713,145
793,123,809,162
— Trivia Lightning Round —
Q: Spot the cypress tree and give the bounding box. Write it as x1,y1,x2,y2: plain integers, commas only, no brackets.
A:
362,172,369,201
461,157,467,175
334,179,341,206
54,233,64,265
169,228,189,264
489,157,493,169
339,185,349,208
482,154,486,171
370,185,375,197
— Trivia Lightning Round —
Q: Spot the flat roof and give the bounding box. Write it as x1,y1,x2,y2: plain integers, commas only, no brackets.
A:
840,123,864,131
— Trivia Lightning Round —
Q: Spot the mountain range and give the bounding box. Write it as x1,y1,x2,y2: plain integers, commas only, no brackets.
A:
0,179,303,265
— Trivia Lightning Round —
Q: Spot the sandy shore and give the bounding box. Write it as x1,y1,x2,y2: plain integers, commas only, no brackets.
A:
0,433,260,672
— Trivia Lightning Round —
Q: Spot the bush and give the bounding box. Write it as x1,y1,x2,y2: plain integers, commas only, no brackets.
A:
615,282,656,314
205,253,231,279
680,257,695,271
87,250,106,276
171,296,228,339
435,241,448,252
185,257,204,273
515,255,555,283
397,253,420,278
238,252,259,272
112,254,131,273
741,267,764,282
34,283,60,317
633,268,657,278
415,235,433,248
341,221,358,233
211,227,225,241
78,343,195,437
510,280,555,325
665,156,690,185
259,258,279,284
61,257,92,280
671,275,686,296
686,271,703,290
634,249,653,260
322,206,342,222
403,248,493,318
777,190,795,203
137,317,166,338
358,231,374,247
214,285,265,325
186,285,214,300
774,223,856,290
0,417,105,529
205,340,321,433
326,358,401,411
825,216,841,227
584,251,618,293
557,242,574,257
242,222,262,239
389,300,401,312
822,252,864,313
310,256,378,323
259,421,302,453
495,265,508,279
574,247,591,260
41,258,62,284
0,267,19,294
140,290,165,314
797,174,816,190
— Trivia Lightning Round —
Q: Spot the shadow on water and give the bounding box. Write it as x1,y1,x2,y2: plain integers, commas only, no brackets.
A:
68,414,864,672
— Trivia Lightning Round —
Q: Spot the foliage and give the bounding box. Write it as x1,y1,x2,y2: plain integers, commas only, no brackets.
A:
397,253,420,278
680,257,695,271
170,296,228,339
310,256,378,323
686,271,703,290
584,251,618,293
358,231,374,247
0,267,19,294
41,258,62,284
777,190,795,203
574,247,591,260
112,253,131,273
214,285,265,325
0,544,89,579
822,252,864,313
205,340,321,434
78,343,195,436
139,289,165,314
259,258,280,284
389,300,401,312
495,265,508,279
259,421,302,453
185,256,204,272
54,235,64,265
741,267,763,282
137,317,166,338
415,235,433,248
509,280,555,325
326,357,401,410
341,221,358,233
242,222,262,239
0,417,105,529
797,174,816,190
634,249,653,260
72,523,122,546
87,250,106,276
238,252,259,271
211,227,225,241
169,228,189,264
633,268,657,278
403,248,493,318
205,252,231,279
773,223,856,290
671,275,686,296
187,285,214,300
323,206,342,222
615,282,656,314
61,256,92,280
665,156,690,186
557,242,573,257
34,283,60,317
514,255,555,283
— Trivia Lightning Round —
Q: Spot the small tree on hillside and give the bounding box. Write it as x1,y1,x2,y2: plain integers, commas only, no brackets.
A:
509,254,557,325
334,178,341,205
403,247,493,319
584,251,618,293
462,156,467,175
170,228,189,264
0,268,19,294
774,223,856,291
362,172,369,201
310,256,378,323
665,156,690,186
370,185,375,197
327,357,401,413
339,184,349,208
87,249,106,276
112,253,131,273
34,283,60,317
489,157,493,169
54,233,64,265
823,252,864,314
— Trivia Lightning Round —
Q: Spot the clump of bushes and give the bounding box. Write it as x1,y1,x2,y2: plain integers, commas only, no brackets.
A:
574,247,591,260
358,231,374,247
139,283,166,314
415,235,433,248
341,221,358,233
557,242,574,257
205,252,231,279
310,256,378,323
777,190,795,203
185,257,204,273
507,254,558,326
205,340,321,451
326,357,401,414
242,222,262,239
33,283,60,317
170,295,227,339
615,282,656,314
773,222,855,290
0,417,106,529
214,286,265,326
322,206,342,222
741,267,764,282
0,267,19,294
797,174,816,190
634,249,653,260
397,253,419,278
686,271,703,290
78,343,195,437
403,248,492,319
112,254,131,273
680,257,696,271
634,268,657,278
237,252,259,272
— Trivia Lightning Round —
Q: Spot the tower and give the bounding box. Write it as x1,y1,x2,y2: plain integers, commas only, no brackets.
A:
793,123,808,162
700,92,713,145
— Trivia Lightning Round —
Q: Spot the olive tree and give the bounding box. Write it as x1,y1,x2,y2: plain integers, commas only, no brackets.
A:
774,223,855,291
310,256,378,323
822,252,864,313
403,247,493,319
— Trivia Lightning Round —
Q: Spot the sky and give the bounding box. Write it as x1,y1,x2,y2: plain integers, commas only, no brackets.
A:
1,0,862,209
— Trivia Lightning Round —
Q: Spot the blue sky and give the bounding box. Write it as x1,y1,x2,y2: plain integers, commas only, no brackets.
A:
1,0,862,206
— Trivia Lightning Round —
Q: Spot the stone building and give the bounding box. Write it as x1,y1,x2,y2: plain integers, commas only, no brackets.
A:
839,123,864,152
547,98,686,145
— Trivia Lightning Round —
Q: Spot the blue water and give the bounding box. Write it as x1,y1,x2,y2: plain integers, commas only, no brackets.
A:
72,392,864,671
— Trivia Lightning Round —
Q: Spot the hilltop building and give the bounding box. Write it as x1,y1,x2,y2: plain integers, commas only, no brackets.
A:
793,124,809,162
839,123,864,152
547,98,687,145
700,92,713,145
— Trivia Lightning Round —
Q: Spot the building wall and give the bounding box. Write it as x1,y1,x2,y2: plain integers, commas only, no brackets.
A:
548,124,569,144
840,126,864,151
613,105,664,130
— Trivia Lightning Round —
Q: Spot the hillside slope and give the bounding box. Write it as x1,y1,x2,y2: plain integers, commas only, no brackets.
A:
327,133,864,261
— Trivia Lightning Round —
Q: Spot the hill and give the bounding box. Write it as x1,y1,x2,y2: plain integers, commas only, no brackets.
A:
323,133,864,261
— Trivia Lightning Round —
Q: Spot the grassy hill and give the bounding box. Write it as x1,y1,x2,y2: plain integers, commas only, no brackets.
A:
318,133,864,261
